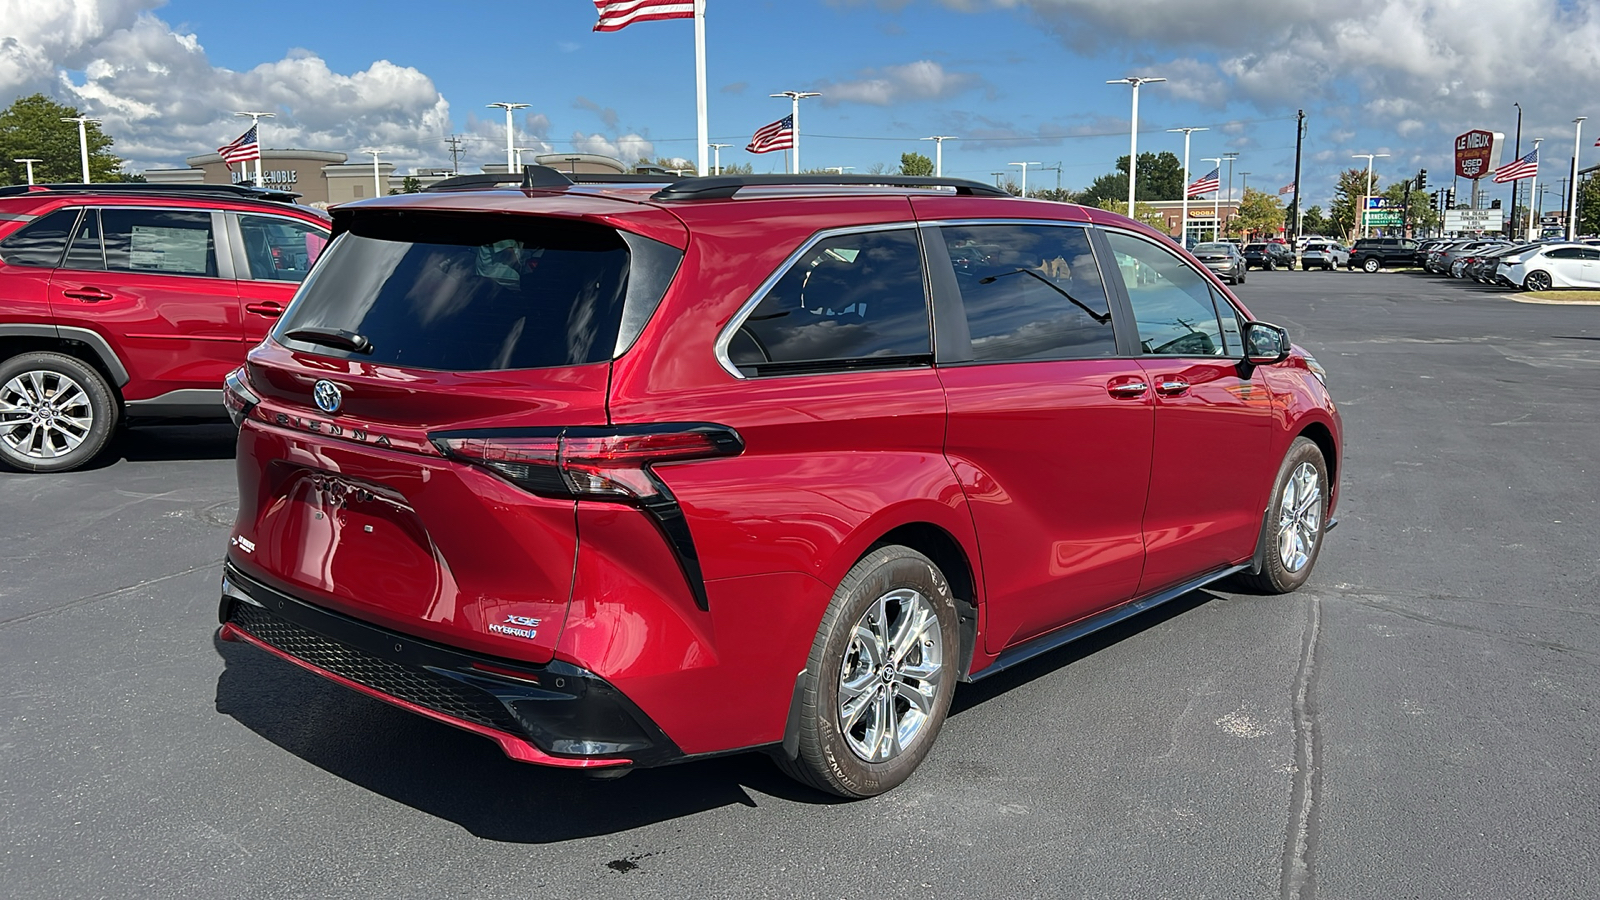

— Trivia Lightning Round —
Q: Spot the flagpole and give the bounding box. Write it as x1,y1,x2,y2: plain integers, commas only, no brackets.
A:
1202,156,1221,240
771,91,820,174
694,0,708,176
1527,138,1542,241
234,111,275,188
1168,126,1207,245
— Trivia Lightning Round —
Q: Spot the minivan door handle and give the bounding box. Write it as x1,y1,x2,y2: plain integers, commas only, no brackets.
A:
1156,378,1190,396
61,287,112,303
1107,380,1148,398
245,301,285,318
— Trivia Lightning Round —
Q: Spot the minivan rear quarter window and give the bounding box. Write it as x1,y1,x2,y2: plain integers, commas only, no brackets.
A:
275,213,679,372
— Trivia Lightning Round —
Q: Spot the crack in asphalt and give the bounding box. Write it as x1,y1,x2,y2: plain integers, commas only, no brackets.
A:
0,559,222,629
1281,593,1323,900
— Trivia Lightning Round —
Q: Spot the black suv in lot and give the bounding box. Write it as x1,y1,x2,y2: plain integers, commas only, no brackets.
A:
1242,242,1294,271
1348,238,1419,272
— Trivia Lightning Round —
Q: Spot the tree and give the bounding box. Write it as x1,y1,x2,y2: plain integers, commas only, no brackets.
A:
1031,188,1077,203
1302,205,1329,236
898,152,934,177
1328,168,1375,241
1235,188,1284,239
1096,198,1168,231
1382,181,1441,235
401,176,423,193
1078,151,1184,207
0,94,126,185
1578,176,1600,236
715,161,754,175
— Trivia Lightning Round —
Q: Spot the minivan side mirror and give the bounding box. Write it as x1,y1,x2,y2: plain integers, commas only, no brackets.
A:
1242,321,1291,365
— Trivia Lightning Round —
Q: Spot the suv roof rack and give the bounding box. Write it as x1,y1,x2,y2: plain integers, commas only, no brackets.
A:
418,166,1013,201
0,182,302,203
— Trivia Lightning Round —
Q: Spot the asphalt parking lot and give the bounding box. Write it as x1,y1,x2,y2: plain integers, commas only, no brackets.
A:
2,270,1596,899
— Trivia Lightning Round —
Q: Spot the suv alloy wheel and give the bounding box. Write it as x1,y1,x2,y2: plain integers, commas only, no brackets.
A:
0,351,118,472
1362,256,1381,273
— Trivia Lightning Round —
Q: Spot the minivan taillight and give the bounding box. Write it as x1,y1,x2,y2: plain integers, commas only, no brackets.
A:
223,367,260,428
430,424,745,611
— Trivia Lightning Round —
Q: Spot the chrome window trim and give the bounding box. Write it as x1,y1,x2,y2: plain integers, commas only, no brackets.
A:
712,220,926,379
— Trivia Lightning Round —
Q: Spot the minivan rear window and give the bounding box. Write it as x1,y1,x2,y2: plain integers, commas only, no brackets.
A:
275,213,679,371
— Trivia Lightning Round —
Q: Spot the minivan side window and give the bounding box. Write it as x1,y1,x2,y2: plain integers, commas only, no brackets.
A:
938,224,1115,362
0,207,79,268
1104,230,1229,357
101,208,217,277
728,228,930,375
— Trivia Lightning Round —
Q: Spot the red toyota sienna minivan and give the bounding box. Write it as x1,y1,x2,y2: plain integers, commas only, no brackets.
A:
219,169,1340,797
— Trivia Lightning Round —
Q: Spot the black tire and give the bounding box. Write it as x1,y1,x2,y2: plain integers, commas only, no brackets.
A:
1237,270,1245,284
1362,257,1381,273
1523,270,1552,292
1239,437,1329,594
775,545,960,798
0,351,118,473
1264,259,1275,271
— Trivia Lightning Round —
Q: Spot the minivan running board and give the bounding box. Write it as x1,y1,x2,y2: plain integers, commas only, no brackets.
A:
971,564,1248,682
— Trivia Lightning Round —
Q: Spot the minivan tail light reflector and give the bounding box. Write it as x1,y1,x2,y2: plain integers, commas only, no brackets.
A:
223,366,260,428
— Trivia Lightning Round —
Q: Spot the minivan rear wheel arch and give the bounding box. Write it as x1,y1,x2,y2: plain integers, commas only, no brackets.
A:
866,523,980,681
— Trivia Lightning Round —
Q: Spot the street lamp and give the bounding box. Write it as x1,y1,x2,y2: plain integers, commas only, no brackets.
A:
232,111,276,187
1009,161,1040,197
1352,152,1390,238
1569,118,1586,241
13,158,42,185
359,148,385,197
1168,126,1209,243
59,115,101,183
770,90,821,174
1223,152,1240,234
922,135,956,177
513,147,540,170
487,102,530,174
1107,76,1166,214
708,142,732,175
1201,156,1222,240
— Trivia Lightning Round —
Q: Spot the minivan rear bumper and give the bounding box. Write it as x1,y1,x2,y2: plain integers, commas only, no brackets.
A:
218,563,682,769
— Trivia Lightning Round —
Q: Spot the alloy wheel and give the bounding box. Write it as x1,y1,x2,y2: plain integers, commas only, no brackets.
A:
1276,461,1323,573
0,370,95,461
1525,271,1552,292
837,587,944,763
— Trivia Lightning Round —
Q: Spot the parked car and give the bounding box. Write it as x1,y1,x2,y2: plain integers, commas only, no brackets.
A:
1299,240,1349,271
1347,237,1420,272
1191,241,1246,284
1466,244,1534,285
0,182,331,472
216,168,1342,798
1423,240,1468,274
1242,241,1295,270
1499,243,1600,291
1435,240,1507,277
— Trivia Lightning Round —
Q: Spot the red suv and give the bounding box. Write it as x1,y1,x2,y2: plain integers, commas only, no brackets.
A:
0,183,330,471
218,169,1341,797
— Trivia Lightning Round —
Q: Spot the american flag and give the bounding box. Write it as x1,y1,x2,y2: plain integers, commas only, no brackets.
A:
217,125,260,168
1186,167,1220,198
746,115,794,154
1279,182,1295,195
593,0,695,31
1492,147,1538,183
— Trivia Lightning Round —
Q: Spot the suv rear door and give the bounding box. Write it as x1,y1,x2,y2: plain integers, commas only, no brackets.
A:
227,211,330,344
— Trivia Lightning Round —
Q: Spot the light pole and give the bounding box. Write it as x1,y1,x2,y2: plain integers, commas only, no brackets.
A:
1526,137,1543,241
770,90,821,174
1201,156,1222,240
360,149,384,197
59,116,100,183
1168,126,1209,243
513,147,540,170
232,111,275,187
1352,152,1390,238
1009,161,1040,197
1511,102,1523,235
708,142,732,176
487,102,530,174
1223,151,1239,235
1569,118,1586,241
13,158,42,185
922,135,956,176
1108,76,1166,215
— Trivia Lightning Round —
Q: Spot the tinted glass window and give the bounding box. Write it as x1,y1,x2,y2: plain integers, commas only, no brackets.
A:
63,208,105,271
101,208,217,277
238,214,328,282
277,213,637,372
939,224,1115,362
728,229,929,375
1104,230,1227,357
0,207,78,268
1546,247,1584,259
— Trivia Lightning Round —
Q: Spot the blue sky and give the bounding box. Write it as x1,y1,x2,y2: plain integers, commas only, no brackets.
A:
7,1,1597,212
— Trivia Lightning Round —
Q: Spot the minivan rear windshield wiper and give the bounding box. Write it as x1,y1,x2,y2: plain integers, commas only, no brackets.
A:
283,327,374,354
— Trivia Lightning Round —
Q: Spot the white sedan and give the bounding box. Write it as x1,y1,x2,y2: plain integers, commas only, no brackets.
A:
1499,244,1600,291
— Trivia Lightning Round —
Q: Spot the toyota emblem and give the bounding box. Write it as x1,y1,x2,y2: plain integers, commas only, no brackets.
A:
312,380,342,414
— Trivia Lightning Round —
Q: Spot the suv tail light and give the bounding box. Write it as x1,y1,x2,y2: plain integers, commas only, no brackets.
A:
223,366,260,428
431,424,744,610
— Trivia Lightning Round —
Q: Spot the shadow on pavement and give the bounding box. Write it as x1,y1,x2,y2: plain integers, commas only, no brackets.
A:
75,420,238,471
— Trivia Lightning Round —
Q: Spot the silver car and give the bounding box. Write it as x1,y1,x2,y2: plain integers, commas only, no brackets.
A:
1191,241,1246,284
1299,240,1349,271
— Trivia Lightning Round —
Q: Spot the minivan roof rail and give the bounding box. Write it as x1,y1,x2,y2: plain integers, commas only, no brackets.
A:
0,182,302,203
419,166,1013,201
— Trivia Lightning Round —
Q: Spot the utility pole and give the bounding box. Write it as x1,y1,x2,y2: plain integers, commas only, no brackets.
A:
13,158,42,185
487,102,530,174
1290,109,1305,243
59,115,100,183
921,135,956,177
770,90,821,173
1510,102,1522,238
445,134,464,175
708,142,732,175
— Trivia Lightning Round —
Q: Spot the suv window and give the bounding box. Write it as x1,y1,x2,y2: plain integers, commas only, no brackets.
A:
101,208,217,277
63,208,105,270
238,214,328,282
938,224,1115,362
277,212,669,372
729,228,929,375
0,207,79,268
1105,230,1234,357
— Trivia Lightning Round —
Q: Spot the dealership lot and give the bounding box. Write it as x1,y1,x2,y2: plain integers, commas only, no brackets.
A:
1,271,1596,899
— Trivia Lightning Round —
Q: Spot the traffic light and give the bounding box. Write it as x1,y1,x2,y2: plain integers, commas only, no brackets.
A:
1447,187,1456,208
1417,169,1427,192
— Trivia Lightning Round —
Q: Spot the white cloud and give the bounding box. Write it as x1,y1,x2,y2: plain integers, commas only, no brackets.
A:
816,60,980,106
571,131,655,165
2,1,455,172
